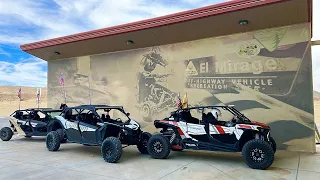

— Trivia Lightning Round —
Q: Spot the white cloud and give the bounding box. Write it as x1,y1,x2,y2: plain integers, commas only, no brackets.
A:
0,58,47,87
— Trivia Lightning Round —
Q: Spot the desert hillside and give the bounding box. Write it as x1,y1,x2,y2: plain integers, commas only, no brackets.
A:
0,86,47,116
314,90,320,101
314,91,320,124
0,86,47,102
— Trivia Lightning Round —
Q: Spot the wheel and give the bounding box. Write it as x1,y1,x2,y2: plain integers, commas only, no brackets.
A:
269,137,277,153
46,131,61,151
56,129,67,143
137,132,152,154
147,134,170,159
101,137,122,163
0,127,13,141
242,139,274,170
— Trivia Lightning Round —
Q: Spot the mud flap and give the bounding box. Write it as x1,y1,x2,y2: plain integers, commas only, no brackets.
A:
5,116,26,136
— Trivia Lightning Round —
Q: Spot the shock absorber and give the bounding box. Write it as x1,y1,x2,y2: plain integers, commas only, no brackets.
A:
170,133,176,144
254,133,264,141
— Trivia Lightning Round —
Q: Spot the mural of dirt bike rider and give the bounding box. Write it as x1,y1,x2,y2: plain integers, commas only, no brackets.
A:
137,47,176,106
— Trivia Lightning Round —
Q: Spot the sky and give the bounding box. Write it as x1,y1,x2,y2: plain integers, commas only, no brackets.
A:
0,0,319,90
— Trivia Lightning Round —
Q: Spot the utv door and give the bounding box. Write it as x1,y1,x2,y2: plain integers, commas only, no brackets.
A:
20,119,32,133
29,120,47,136
79,123,99,144
29,111,48,136
78,112,99,145
15,112,32,133
186,122,210,142
64,119,82,142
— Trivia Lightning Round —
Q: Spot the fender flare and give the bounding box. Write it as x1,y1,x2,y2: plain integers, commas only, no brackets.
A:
154,120,183,140
237,129,262,150
47,120,65,132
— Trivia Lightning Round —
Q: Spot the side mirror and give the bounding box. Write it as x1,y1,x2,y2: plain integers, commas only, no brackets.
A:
126,113,130,116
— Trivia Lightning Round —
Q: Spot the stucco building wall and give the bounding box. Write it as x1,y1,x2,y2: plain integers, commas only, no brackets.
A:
47,23,315,152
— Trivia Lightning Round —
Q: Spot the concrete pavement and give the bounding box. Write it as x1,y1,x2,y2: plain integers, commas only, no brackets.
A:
0,118,319,180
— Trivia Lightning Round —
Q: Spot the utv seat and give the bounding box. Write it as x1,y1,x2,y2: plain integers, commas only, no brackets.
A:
84,113,97,126
102,114,112,123
64,111,72,120
76,115,83,122
180,111,200,124
101,114,106,121
15,111,23,119
206,112,219,125
201,113,207,125
34,113,40,121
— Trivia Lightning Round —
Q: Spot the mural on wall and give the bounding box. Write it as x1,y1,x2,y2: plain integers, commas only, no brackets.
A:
136,47,182,121
48,23,315,152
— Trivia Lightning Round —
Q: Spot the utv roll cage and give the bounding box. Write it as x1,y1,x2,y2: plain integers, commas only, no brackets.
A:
170,105,251,122
9,108,63,117
60,105,132,121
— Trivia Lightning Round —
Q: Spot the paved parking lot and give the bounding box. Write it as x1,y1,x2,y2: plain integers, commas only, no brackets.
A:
1,118,320,180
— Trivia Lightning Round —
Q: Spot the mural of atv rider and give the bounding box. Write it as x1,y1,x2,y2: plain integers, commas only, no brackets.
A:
136,47,177,121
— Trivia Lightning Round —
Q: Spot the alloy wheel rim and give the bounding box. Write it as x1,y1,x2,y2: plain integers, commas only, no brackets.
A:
153,141,163,153
105,146,114,157
250,148,265,162
142,137,148,147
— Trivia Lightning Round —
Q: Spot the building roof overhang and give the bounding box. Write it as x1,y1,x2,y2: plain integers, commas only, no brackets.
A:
20,0,312,61
312,40,320,46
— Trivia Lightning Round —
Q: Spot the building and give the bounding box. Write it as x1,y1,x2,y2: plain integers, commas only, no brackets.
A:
20,0,315,152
